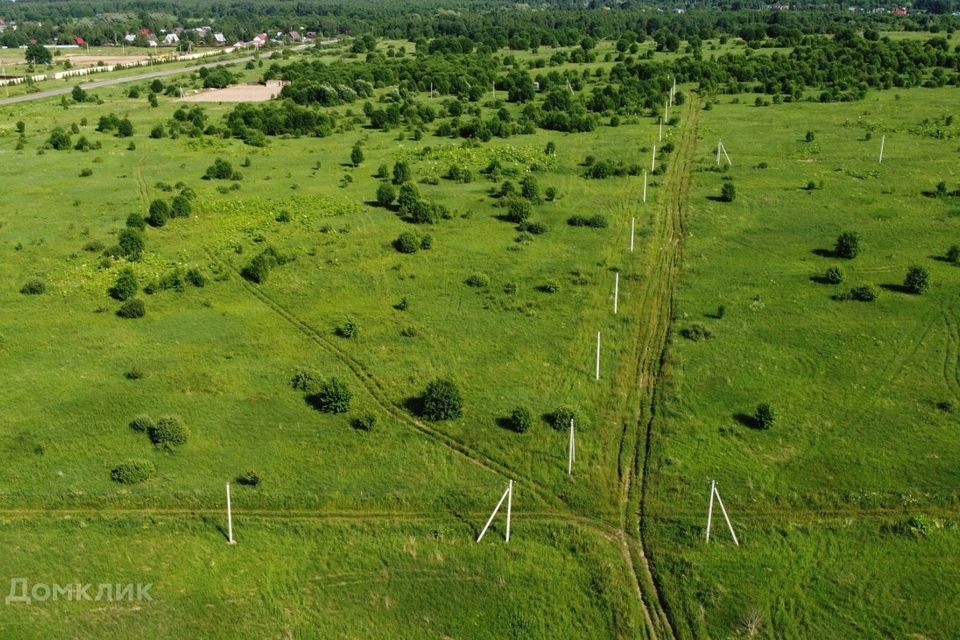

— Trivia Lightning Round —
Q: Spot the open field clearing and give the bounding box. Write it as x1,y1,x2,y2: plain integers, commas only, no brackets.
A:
180,82,285,102
1,4,960,634
647,87,960,638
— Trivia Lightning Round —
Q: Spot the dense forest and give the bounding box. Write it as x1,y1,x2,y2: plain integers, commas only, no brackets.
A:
0,0,958,48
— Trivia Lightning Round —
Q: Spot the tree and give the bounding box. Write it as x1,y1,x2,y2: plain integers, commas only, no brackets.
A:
376,182,396,207
310,377,352,413
501,198,529,223
109,267,139,301
419,378,463,421
904,265,930,294
147,200,170,227
392,160,411,184
720,182,736,202
47,128,72,150
397,183,420,212
947,244,960,264
117,228,145,261
520,175,540,201
350,144,364,167
170,194,192,218
205,158,235,180
71,85,87,103
25,43,52,65
834,231,860,259
755,403,774,429
116,118,134,137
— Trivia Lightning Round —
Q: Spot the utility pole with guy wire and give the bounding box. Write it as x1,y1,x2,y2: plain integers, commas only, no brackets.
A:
705,480,739,545
477,480,513,543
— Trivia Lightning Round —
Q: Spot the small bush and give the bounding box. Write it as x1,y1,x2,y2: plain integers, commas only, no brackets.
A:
125,367,145,380
185,268,206,288
546,405,577,430
310,377,352,413
352,412,377,431
834,231,860,259
419,378,463,421
755,403,774,429
720,182,736,202
376,182,396,207
236,470,262,486
290,367,320,392
110,459,156,484
126,213,146,231
109,267,139,301
848,285,877,302
681,324,712,341
147,199,170,228
567,214,608,228
148,416,188,450
20,278,45,295
517,221,547,235
205,158,235,180
129,414,154,432
904,265,929,295
507,406,533,433
946,244,960,264
393,232,420,254
537,281,561,293
117,298,146,318
465,273,490,288
823,266,843,284
336,319,359,338
504,198,531,223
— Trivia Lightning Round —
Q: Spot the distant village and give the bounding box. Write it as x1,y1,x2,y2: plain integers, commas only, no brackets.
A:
0,18,327,49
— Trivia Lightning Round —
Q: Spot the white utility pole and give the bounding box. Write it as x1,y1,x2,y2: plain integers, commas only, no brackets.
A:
658,117,663,142
226,482,236,544
651,145,656,173
567,418,576,475
643,170,648,203
595,331,601,381
705,480,716,543
630,217,636,252
879,134,885,164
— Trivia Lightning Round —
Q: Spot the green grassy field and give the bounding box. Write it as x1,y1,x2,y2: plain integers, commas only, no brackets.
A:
647,88,960,638
1,33,959,638
0,42,677,637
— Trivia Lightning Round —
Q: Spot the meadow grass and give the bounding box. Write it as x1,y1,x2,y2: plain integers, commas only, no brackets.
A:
647,87,960,638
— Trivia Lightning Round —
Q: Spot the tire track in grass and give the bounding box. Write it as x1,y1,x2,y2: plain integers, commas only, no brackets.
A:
134,160,148,212
615,97,703,640
942,306,960,402
204,247,567,512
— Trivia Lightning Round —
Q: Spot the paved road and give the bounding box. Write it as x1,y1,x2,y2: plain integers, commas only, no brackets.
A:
0,53,261,106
